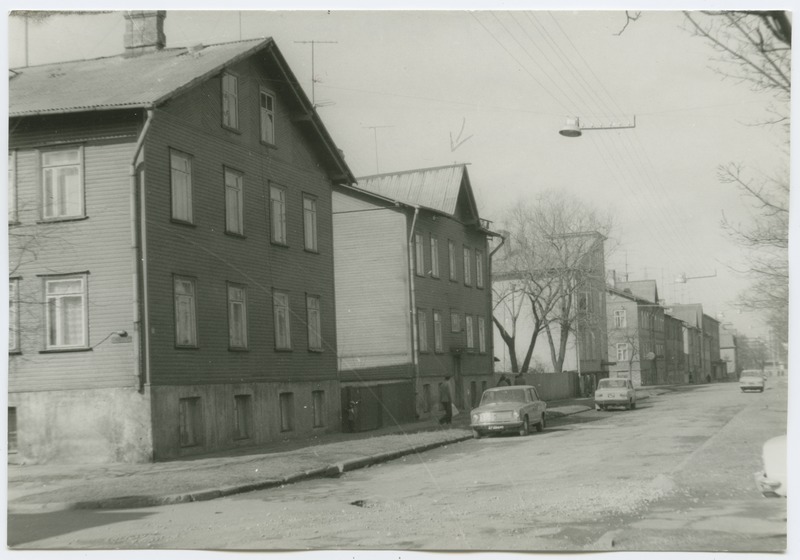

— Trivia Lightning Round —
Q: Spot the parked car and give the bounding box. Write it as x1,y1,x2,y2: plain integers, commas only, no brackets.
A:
739,375,765,392
754,435,786,497
594,378,637,410
470,385,546,439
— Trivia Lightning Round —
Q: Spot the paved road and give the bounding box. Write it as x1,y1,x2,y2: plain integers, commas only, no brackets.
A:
9,380,787,553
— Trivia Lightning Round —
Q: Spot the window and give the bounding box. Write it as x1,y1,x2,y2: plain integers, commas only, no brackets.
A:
417,309,429,352
9,279,19,352
422,384,432,413
279,392,294,432
307,295,322,351
414,233,424,277
273,291,291,350
448,240,457,281
42,147,83,220
476,250,484,288
312,390,325,428
430,235,439,278
8,407,17,454
221,73,239,129
227,284,247,349
463,247,472,285
303,195,318,251
179,397,202,447
478,316,486,353
616,343,629,361
259,89,276,144
233,394,252,440
614,309,627,328
465,315,474,350
450,310,461,333
579,291,592,313
433,310,443,353
174,276,197,348
45,275,88,349
224,168,244,235
170,150,193,223
8,151,17,223
270,186,287,244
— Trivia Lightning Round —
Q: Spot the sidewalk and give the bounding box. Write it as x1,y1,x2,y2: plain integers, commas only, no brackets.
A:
7,396,618,513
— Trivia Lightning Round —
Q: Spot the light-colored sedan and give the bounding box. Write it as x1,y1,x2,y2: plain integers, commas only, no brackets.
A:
594,378,637,411
754,435,786,497
739,375,765,392
470,385,546,439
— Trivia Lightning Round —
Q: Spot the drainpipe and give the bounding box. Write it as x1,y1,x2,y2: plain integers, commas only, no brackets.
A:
131,108,154,392
407,206,420,413
489,233,506,380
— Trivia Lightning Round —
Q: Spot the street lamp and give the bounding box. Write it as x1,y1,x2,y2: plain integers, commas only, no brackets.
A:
559,116,637,138
674,270,717,284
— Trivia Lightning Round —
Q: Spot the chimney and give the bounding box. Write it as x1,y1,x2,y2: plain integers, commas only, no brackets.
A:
123,11,166,57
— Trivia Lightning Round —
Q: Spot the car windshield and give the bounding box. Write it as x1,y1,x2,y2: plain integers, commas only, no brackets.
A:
598,379,627,389
481,388,527,405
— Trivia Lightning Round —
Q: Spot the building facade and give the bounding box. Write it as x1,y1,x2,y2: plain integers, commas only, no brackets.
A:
8,12,355,462
669,303,724,383
332,165,496,425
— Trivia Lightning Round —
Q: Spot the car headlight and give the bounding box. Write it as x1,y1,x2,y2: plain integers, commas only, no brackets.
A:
471,414,479,423
511,410,519,419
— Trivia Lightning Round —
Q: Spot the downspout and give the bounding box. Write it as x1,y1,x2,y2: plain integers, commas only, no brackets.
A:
488,233,506,379
408,206,420,412
131,108,155,392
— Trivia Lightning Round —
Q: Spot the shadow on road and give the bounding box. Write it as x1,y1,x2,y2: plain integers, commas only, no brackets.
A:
8,510,155,548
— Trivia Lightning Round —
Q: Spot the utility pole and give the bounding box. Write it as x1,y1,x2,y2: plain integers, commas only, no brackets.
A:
363,125,393,174
294,40,338,107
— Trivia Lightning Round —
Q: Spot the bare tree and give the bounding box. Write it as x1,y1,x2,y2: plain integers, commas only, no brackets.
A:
684,11,790,346
493,190,612,373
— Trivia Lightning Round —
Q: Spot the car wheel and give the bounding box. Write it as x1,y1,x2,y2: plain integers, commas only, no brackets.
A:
626,399,632,410
519,416,529,436
631,401,637,410
472,429,482,439
536,413,545,432
760,388,764,393
741,388,745,392
595,404,602,411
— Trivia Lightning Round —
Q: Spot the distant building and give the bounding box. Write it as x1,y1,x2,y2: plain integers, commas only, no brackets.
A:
669,304,724,382
332,164,497,425
719,327,739,379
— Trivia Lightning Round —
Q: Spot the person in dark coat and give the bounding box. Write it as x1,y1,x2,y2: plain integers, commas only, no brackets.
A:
514,373,526,385
496,374,511,387
438,376,453,424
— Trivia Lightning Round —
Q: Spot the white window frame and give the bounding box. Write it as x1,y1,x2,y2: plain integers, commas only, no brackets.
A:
448,240,457,281
616,343,629,362
221,73,239,130
433,310,443,353
307,295,322,351
9,278,20,352
478,316,486,353
417,309,429,352
463,247,472,286
44,274,88,350
303,195,318,252
430,235,439,278
174,276,198,348
273,290,291,350
170,149,193,223
270,185,287,244
614,309,627,328
41,146,84,220
227,283,248,350
476,250,484,288
224,167,244,235
8,151,17,223
465,315,475,349
259,89,276,144
414,233,424,277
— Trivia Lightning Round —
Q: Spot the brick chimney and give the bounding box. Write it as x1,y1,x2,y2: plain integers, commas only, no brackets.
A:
123,11,166,57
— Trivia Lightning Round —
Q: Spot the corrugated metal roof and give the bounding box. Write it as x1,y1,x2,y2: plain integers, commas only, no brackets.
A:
356,165,467,216
9,39,267,116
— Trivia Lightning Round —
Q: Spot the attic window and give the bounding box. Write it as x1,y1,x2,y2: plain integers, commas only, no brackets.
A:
260,89,276,144
222,73,239,130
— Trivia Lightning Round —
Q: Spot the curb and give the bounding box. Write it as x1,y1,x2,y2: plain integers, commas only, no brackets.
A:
8,433,473,513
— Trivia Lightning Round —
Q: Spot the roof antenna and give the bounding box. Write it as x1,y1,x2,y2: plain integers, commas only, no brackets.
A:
363,125,394,174
294,40,338,107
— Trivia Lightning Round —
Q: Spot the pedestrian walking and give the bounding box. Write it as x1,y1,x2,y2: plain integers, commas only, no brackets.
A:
439,376,453,424
496,374,511,387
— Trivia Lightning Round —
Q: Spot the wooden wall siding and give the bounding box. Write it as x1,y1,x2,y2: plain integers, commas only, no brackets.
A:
8,124,140,392
142,91,338,386
332,201,412,373
9,111,141,149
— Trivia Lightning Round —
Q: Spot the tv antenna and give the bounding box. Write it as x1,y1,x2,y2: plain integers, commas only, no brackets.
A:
294,40,338,107
363,125,394,174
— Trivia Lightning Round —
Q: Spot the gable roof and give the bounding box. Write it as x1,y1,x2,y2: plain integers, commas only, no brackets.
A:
9,38,355,183
355,164,481,222
614,280,659,305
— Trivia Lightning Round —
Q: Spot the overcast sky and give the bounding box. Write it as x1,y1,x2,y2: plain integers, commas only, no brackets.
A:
5,6,792,341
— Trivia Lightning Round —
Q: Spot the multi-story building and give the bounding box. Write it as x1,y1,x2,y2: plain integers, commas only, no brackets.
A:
720,326,739,379
669,304,724,382
664,312,686,384
332,165,497,426
8,12,355,462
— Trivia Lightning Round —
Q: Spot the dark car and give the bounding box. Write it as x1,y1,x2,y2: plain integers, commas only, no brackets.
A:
469,385,546,439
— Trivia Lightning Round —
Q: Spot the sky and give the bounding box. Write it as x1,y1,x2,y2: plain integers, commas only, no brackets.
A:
5,6,792,343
